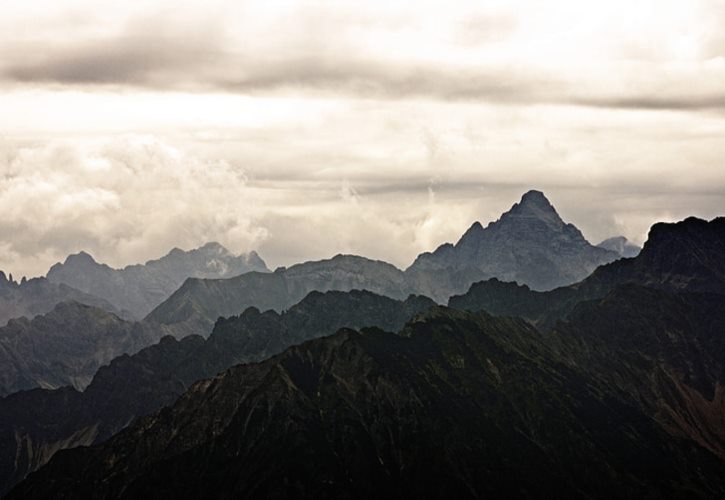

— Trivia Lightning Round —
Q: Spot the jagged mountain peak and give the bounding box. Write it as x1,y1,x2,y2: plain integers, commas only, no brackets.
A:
499,189,563,228
407,190,617,296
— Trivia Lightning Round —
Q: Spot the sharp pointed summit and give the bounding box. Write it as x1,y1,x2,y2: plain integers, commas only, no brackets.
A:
519,189,552,207
406,191,618,299
498,189,566,230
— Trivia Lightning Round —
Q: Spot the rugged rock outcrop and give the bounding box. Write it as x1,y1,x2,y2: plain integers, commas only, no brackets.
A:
47,243,268,319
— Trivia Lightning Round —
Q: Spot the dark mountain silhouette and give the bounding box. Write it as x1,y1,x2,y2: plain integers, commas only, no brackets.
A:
550,285,725,461
450,216,725,330
406,190,618,300
0,302,172,397
0,290,435,495
47,243,268,319
596,235,641,258
145,254,411,336
0,273,125,327
10,285,725,499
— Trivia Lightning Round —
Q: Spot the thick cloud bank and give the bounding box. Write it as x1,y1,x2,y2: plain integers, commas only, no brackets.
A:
0,1,724,276
0,137,266,276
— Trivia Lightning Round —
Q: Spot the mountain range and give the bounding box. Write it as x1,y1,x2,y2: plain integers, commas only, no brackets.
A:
9,284,724,499
145,255,411,336
449,216,725,330
0,191,626,337
2,190,722,498
0,302,172,397
0,290,435,495
46,242,269,319
146,191,622,334
0,273,126,327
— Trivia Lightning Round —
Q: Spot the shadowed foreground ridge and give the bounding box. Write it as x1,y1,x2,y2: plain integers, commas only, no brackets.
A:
0,301,170,396
10,285,725,499
449,216,725,329
0,290,435,496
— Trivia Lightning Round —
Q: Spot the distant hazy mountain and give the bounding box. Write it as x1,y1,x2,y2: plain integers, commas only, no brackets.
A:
47,243,269,319
450,216,725,330
0,302,171,397
0,273,126,326
406,190,619,300
0,290,435,495
146,254,410,336
13,286,725,499
597,236,641,258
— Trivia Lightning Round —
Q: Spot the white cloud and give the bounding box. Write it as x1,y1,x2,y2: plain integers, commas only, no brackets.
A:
0,0,723,277
0,136,266,276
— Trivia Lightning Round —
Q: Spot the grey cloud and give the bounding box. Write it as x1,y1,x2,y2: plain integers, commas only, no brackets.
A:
3,9,725,116
6,41,725,115
576,95,725,111
2,10,228,87
5,39,222,85
2,40,557,104
219,58,560,104
2,1,725,116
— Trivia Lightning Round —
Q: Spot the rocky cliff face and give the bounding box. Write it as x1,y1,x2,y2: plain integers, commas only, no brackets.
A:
10,286,725,499
406,190,618,300
0,273,124,327
0,290,435,496
47,243,269,319
0,302,171,397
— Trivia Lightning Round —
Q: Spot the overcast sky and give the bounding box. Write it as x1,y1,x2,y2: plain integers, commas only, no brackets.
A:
1,0,724,277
